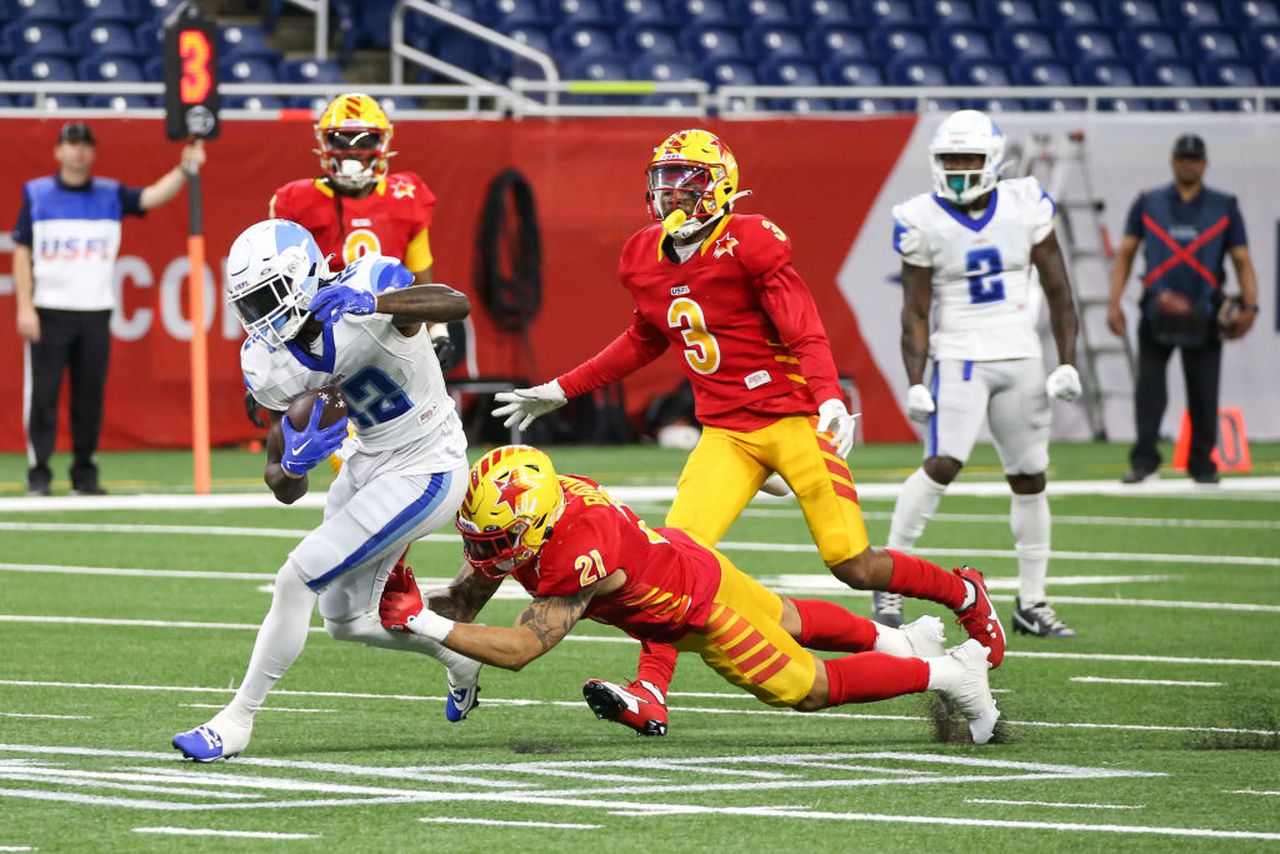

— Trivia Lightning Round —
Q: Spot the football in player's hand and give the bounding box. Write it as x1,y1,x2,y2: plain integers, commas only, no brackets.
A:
286,385,347,431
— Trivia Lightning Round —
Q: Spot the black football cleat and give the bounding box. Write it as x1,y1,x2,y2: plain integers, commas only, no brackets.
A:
1012,598,1078,638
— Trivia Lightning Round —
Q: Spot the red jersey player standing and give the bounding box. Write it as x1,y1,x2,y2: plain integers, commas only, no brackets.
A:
379,445,999,745
492,129,1006,737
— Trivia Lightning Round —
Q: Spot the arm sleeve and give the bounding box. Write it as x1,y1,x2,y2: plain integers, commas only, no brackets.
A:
1123,193,1145,239
758,265,843,405
557,310,670,398
120,185,146,217
890,203,931,267
12,186,32,245
1225,195,1248,249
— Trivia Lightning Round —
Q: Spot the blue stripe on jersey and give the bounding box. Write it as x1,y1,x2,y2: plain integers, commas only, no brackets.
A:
373,258,414,292
306,471,450,591
285,323,335,374
963,360,973,381
892,220,908,256
1039,185,1057,218
931,188,999,233
26,176,124,222
927,365,940,458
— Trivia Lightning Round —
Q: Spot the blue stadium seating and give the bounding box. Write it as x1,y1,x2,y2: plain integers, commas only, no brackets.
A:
1119,27,1182,62
629,55,695,80
1138,58,1198,85
220,25,279,60
1242,27,1279,63
759,57,821,84
1162,0,1223,28
1098,96,1153,111
3,22,72,56
405,0,479,42
139,0,182,21
1181,29,1241,60
69,21,143,58
1226,0,1279,26
743,24,807,60
71,0,145,23
886,57,949,84
950,59,1014,85
994,27,1056,62
979,0,1040,25
808,25,870,59
608,0,668,22
1263,57,1280,83
820,57,885,84
12,0,76,23
16,94,85,107
77,54,144,81
851,0,914,27
86,94,155,109
934,29,995,61
1040,0,1103,26
868,25,930,61
489,23,554,78
1199,61,1259,86
219,56,280,85
918,0,979,25
730,0,793,25
9,54,76,80
134,18,163,55
761,96,833,112
480,0,549,28
698,58,758,85
1014,59,1074,84
544,0,610,24
1057,28,1120,62
1074,58,1137,84
681,25,745,61
616,23,680,58
834,96,907,113
793,0,854,24
666,0,732,23
552,24,617,58
1101,0,1161,24
222,95,288,111
280,58,344,83
565,55,629,78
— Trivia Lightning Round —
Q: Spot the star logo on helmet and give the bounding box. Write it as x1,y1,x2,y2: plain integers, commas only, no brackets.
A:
494,472,532,514
712,234,738,258
390,179,415,199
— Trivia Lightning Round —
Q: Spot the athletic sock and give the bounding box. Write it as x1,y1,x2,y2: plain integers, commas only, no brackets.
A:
793,598,879,652
886,549,967,610
1011,491,1051,605
636,640,679,691
823,653,930,705
887,467,948,550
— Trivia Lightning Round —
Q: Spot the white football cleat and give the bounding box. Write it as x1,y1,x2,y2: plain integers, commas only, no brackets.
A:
902,615,947,659
928,639,1000,745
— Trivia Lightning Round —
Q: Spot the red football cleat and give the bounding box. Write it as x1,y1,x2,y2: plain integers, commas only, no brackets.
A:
582,679,668,737
379,563,425,631
953,566,1005,669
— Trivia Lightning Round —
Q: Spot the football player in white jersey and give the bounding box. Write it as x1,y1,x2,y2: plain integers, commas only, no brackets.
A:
878,110,1083,639
173,219,481,761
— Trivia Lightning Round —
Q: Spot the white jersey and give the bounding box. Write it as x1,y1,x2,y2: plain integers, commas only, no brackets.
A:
240,252,465,470
892,176,1057,362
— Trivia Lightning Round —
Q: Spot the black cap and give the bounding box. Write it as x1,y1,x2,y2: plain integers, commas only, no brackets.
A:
1172,133,1206,159
57,121,96,145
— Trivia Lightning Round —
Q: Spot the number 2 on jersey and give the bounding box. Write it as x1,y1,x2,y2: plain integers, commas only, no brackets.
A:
667,297,721,375
341,366,412,427
965,246,1006,304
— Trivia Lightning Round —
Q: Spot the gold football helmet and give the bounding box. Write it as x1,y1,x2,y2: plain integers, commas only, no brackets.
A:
456,445,564,577
314,92,394,192
646,129,741,238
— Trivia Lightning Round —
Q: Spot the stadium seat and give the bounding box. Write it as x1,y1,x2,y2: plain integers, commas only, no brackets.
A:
565,55,629,78
15,93,85,108
1225,0,1280,26
1180,29,1241,60
8,54,76,80
479,0,549,27
1243,27,1280,63
2,22,72,56
1151,96,1212,110
222,95,288,111
77,54,144,81
552,24,616,58
220,25,279,60
69,21,142,58
71,0,144,23
808,25,870,59
280,58,344,83
966,96,1026,112
616,23,680,58
886,57,949,84
761,96,833,112
1074,58,1137,84
405,0,479,42
286,95,331,114
1057,27,1120,62
918,0,979,24
629,55,695,79
793,0,854,24
86,94,155,110
639,92,700,108
922,96,965,111
834,96,906,113
1137,59,1198,85
219,56,280,85
933,28,994,61
1013,58,1074,83
698,58,758,84
1099,96,1152,111
950,59,1014,85
1199,61,1259,85
137,0,181,20
1025,94,1086,109
1039,0,1103,25
430,35,489,79
680,25,745,61
543,0,610,24
743,24,807,60
1162,0,1223,27
730,0,793,24
1264,57,1280,83
978,0,1040,25
12,0,75,22
820,56,885,83
759,57,821,84
490,23,554,78
665,0,731,23
994,27,1057,62
608,0,668,22
134,18,163,54
851,0,914,27
1100,0,1160,23
868,25,930,60
1119,27,1182,63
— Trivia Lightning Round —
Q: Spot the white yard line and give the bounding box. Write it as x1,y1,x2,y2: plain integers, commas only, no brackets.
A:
0,713,90,720
1231,790,1280,796
966,798,1144,810
417,817,600,829
1070,677,1223,688
178,704,336,714
133,828,319,840
0,848,35,852
0,769,263,800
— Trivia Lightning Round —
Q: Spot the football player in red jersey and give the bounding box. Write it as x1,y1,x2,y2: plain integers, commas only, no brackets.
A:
491,130,1006,736
380,446,999,744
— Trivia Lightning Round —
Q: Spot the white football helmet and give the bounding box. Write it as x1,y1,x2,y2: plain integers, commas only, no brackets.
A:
226,219,329,348
929,109,1005,205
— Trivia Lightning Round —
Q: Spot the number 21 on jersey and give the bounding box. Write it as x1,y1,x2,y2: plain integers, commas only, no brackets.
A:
965,246,1005,304
667,297,721,375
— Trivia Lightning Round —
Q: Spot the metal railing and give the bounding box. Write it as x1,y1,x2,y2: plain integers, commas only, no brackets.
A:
278,0,331,61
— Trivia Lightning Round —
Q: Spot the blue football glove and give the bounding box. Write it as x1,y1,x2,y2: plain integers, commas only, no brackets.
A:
280,399,350,477
309,285,377,328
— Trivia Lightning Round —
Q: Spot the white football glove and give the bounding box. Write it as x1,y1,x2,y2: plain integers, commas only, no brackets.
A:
816,398,858,459
492,379,568,431
906,383,936,422
1046,364,1082,402
404,607,455,643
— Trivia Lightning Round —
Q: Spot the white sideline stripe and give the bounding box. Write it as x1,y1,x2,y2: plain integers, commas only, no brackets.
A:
966,798,1144,810
133,828,319,840
1231,790,1280,796
0,713,91,720
0,769,263,800
178,703,336,714
0,848,35,852
1070,677,1223,688
418,817,600,830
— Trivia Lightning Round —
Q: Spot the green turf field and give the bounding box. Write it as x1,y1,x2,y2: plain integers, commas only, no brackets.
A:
1,443,1277,852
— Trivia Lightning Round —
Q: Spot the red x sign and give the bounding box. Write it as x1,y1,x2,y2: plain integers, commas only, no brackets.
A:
1142,213,1229,289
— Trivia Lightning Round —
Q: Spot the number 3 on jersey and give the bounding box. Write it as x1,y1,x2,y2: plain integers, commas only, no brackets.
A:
965,246,1006,304
667,297,721,375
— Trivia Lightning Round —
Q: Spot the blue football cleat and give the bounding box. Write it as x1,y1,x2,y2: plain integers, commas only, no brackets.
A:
445,681,480,722
172,725,236,762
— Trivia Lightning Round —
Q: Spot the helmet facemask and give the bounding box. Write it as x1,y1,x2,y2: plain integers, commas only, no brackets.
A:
931,151,997,206
647,163,719,239
928,110,1005,206
319,127,390,192
456,515,541,578
226,221,328,348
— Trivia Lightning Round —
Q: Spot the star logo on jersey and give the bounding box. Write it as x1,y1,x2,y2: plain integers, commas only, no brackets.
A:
390,179,416,199
712,234,738,258
494,472,532,514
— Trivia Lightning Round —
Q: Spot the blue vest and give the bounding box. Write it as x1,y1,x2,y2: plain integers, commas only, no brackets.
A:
1137,185,1234,299
24,176,128,311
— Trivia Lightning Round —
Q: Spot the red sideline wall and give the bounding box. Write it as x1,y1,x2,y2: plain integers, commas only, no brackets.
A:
0,117,918,452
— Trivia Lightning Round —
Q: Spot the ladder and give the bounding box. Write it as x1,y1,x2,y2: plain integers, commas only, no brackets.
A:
1017,130,1135,441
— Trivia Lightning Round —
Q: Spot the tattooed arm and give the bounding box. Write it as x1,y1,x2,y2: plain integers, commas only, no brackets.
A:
425,562,504,623
438,587,597,671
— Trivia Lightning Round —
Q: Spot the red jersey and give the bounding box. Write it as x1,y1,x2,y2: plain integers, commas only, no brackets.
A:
269,172,436,273
557,214,843,432
511,474,721,643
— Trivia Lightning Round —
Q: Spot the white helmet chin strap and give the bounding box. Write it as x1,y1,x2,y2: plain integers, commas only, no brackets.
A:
662,189,754,240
